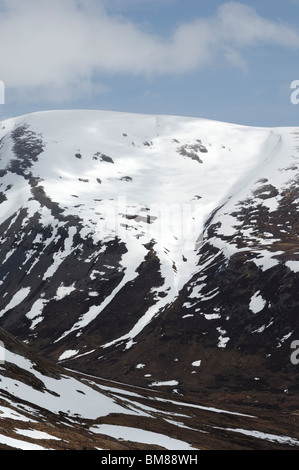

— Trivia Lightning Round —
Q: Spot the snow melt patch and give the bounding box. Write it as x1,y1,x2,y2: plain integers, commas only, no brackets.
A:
15,429,60,441
192,360,202,367
286,261,299,273
0,433,47,450
26,297,48,330
90,424,194,450
0,347,134,419
150,380,179,387
58,350,79,361
55,283,76,300
249,291,266,314
217,327,230,348
213,426,299,447
0,404,34,422
0,287,31,317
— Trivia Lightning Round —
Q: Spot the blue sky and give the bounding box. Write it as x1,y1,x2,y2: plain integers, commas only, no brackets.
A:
0,0,299,126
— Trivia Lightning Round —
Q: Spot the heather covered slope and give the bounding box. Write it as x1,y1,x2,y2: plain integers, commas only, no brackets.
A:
0,327,298,450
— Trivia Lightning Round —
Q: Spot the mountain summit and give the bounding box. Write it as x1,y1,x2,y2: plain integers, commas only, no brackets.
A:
0,110,298,414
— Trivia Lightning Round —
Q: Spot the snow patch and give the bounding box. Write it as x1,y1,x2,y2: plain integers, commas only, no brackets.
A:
0,287,31,318
191,360,202,367
249,291,266,314
286,261,299,273
58,350,79,361
150,380,179,387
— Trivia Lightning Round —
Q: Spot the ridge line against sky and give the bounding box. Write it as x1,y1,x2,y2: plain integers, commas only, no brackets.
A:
0,0,298,126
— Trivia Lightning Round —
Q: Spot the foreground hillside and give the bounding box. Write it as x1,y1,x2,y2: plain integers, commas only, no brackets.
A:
0,327,298,450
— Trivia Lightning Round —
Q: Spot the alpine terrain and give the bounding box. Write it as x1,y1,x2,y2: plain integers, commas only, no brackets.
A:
0,109,298,450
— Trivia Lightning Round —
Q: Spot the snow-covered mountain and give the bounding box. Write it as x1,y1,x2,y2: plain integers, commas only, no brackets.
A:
0,110,298,449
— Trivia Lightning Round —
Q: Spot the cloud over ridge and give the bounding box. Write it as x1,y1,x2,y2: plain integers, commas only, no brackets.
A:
0,0,298,102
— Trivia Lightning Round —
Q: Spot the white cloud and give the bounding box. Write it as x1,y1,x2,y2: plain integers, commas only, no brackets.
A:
216,2,299,47
100,0,175,9
0,0,298,103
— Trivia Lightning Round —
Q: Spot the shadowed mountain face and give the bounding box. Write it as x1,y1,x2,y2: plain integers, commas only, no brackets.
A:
0,110,298,406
